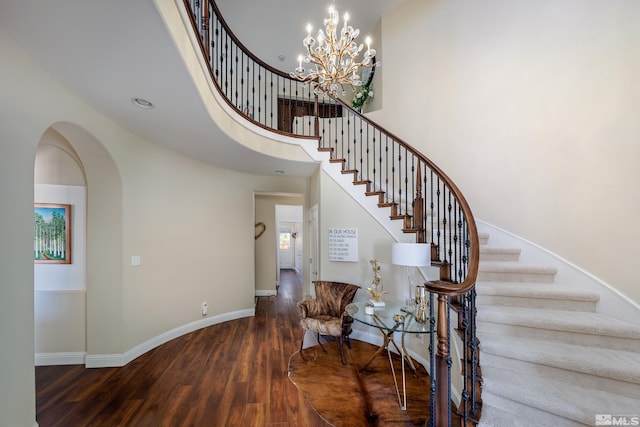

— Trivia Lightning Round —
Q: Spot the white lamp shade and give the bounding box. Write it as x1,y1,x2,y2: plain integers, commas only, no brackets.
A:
392,242,430,267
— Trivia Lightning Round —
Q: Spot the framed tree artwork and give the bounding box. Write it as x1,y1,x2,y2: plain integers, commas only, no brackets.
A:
34,203,71,264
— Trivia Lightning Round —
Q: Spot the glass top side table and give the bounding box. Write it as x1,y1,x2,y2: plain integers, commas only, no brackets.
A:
349,300,432,410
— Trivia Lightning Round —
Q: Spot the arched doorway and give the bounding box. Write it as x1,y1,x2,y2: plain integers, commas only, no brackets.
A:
34,128,87,365
34,122,124,366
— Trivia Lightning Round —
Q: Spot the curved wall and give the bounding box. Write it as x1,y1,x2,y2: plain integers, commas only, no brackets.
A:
0,15,311,424
372,0,640,305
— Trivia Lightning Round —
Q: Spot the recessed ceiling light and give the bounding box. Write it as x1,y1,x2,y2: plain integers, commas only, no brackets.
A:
131,97,154,109
275,170,285,175
278,54,286,62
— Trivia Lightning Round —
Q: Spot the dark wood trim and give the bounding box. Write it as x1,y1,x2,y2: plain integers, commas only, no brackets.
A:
277,98,342,133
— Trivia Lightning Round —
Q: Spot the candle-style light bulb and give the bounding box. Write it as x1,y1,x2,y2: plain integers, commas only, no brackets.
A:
306,23,312,36
344,12,349,30
365,36,371,55
298,55,303,70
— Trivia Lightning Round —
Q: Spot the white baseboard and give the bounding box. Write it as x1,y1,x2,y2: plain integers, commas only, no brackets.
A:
35,352,86,366
85,308,254,368
84,353,124,368
255,290,277,297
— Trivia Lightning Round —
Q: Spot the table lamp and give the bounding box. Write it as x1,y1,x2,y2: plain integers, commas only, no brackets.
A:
391,242,431,307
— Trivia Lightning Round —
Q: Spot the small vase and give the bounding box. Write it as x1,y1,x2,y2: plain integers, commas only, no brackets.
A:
414,285,429,324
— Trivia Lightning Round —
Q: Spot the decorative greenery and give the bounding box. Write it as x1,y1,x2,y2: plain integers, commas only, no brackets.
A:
351,83,374,112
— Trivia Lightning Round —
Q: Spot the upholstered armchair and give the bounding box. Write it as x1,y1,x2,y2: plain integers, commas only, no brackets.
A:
298,280,360,364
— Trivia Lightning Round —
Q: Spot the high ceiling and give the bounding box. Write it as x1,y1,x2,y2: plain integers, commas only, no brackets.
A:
0,0,405,177
217,0,407,72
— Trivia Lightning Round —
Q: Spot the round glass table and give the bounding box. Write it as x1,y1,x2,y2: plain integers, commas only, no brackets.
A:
350,300,431,334
348,300,432,410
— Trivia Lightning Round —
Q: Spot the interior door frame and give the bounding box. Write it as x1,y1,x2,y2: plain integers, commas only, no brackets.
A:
308,204,319,296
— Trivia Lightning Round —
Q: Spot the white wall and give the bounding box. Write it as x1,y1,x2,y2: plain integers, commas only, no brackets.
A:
1,26,43,427
318,171,417,304
372,0,640,304
0,22,312,425
317,169,442,381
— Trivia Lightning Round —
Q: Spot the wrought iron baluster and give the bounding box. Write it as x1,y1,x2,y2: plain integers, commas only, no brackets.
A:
384,135,390,207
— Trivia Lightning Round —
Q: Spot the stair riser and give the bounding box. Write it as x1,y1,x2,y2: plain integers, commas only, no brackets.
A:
482,354,640,399
481,392,584,427
477,321,640,352
477,295,597,312
479,248,521,262
477,270,555,283
479,253,520,262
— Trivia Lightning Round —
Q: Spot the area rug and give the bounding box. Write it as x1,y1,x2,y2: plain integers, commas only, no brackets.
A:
288,339,433,426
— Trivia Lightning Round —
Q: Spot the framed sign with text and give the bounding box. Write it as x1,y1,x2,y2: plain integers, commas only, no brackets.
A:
328,228,358,262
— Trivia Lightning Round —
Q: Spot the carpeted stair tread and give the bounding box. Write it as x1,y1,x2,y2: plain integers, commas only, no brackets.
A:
478,262,558,283
476,281,600,301
476,230,640,426
478,333,640,384
478,306,640,339
478,261,557,274
477,404,541,427
480,246,521,254
482,365,640,425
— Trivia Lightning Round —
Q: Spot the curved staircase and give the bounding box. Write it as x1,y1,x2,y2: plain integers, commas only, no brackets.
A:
476,231,640,426
178,2,640,425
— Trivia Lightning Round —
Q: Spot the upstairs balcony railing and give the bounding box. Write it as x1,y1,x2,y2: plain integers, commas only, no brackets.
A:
184,1,481,425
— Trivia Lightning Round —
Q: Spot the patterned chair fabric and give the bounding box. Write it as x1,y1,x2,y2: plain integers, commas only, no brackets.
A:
298,280,360,364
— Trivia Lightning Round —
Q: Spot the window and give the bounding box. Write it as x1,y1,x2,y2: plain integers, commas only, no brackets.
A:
279,232,291,250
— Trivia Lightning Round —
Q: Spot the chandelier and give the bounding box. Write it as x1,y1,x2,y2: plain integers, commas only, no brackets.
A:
290,3,379,97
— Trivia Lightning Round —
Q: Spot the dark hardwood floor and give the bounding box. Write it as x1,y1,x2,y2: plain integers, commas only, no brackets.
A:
36,271,451,426
36,269,327,427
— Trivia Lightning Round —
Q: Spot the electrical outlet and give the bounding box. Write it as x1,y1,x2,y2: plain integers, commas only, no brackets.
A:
201,302,208,316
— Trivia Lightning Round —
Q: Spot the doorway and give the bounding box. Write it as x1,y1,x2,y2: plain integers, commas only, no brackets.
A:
308,205,319,295
278,226,294,269
254,194,304,296
34,129,87,366
276,204,303,289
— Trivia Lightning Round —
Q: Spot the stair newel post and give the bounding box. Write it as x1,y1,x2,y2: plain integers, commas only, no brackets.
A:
435,292,451,427
314,93,320,141
414,161,425,243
